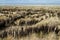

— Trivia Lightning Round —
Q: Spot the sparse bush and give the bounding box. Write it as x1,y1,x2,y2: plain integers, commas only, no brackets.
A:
19,20,25,26
27,19,38,25
57,12,60,17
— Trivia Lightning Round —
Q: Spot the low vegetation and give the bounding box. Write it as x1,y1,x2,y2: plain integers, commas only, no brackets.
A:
0,6,60,40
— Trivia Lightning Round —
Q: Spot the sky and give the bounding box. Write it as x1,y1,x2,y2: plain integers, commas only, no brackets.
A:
0,0,60,5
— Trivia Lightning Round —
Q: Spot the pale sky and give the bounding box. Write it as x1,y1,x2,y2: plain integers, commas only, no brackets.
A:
0,0,60,5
